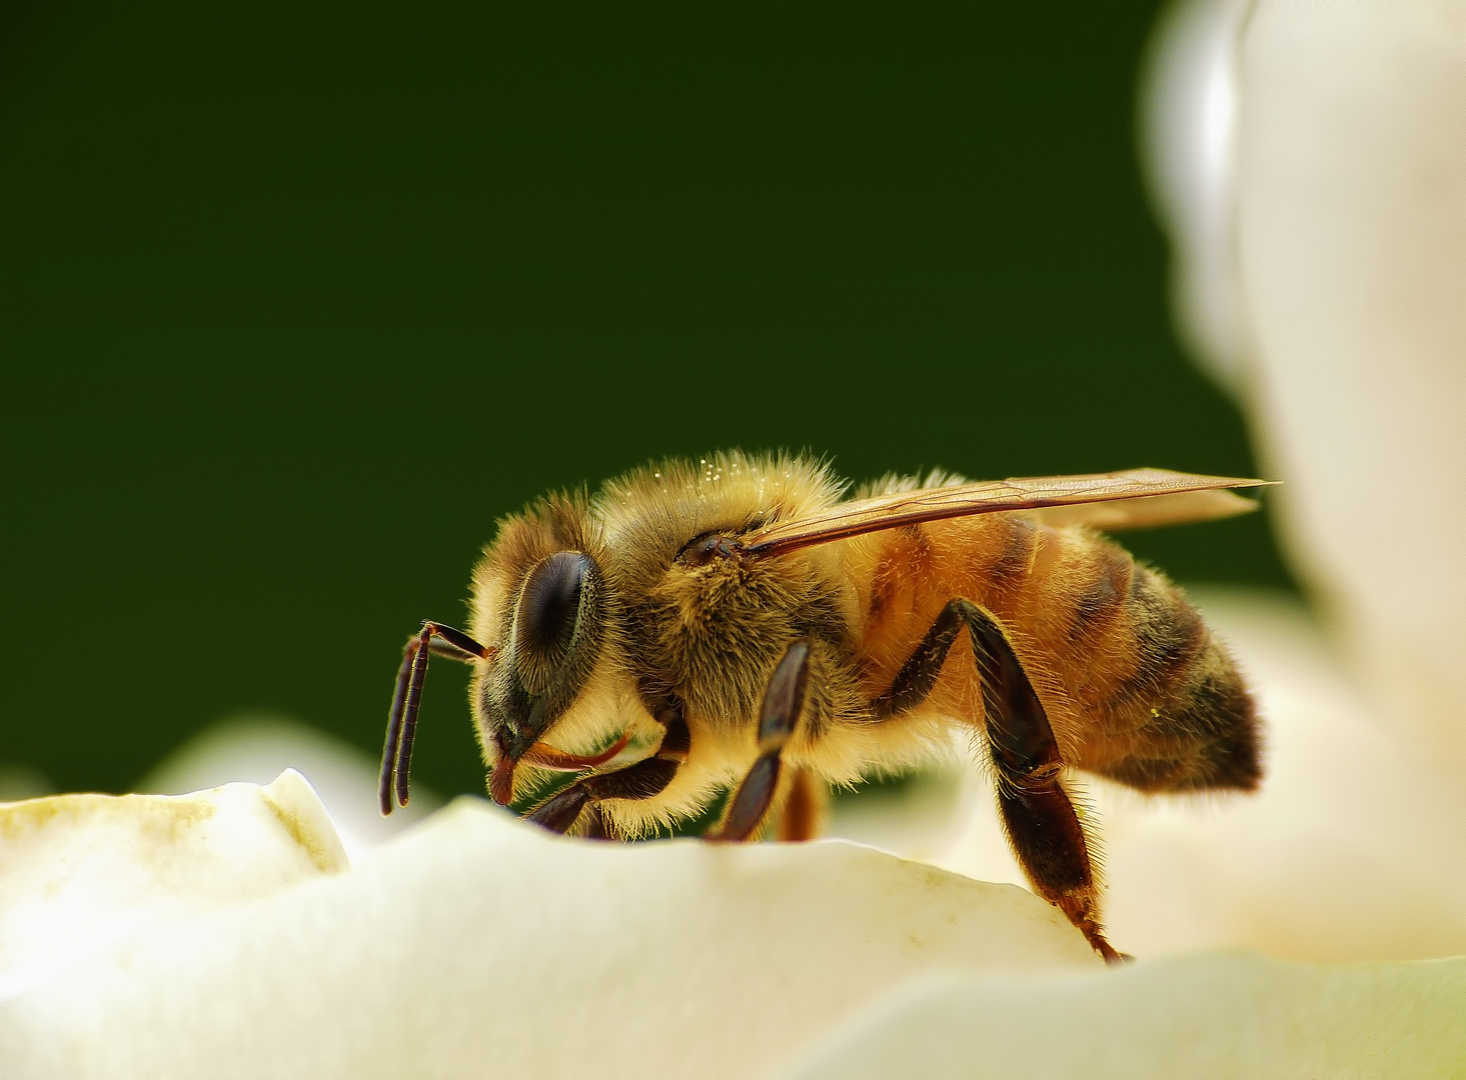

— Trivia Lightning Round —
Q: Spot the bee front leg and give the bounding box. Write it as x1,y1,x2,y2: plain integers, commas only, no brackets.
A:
524,718,689,837
711,639,812,842
874,599,1124,965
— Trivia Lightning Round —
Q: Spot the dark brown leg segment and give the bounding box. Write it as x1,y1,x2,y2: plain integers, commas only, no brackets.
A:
380,621,492,816
524,747,683,838
871,601,966,719
712,640,812,842
872,598,1123,964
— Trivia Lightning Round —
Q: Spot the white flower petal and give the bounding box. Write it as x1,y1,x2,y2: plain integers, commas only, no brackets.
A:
0,790,1097,1079
0,770,346,1001
1138,0,1251,390
782,951,1466,1078
1238,0,1466,770
137,714,440,859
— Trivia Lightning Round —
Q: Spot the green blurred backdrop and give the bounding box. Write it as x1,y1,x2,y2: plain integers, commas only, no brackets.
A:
0,0,1291,800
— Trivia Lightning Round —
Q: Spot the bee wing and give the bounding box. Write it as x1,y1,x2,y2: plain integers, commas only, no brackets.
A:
1019,487,1263,533
746,468,1275,557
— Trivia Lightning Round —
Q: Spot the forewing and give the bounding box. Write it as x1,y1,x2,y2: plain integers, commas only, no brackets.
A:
745,468,1274,556
1021,487,1262,532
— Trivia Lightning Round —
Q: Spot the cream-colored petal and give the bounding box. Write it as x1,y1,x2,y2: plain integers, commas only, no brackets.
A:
1138,0,1251,390
0,796,1097,1080
0,770,346,1002
1145,0,1466,778
1238,0,1466,773
137,714,440,859
781,951,1466,1079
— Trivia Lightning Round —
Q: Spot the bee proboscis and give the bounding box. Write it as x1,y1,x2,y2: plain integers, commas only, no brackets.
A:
380,452,1271,962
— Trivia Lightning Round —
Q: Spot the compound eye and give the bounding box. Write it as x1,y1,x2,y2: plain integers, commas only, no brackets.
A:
516,551,595,660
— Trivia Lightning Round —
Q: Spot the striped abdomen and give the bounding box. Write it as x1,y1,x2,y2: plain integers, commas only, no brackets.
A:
858,514,1262,794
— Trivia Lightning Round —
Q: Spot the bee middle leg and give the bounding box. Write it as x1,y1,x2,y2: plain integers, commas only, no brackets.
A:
874,599,1124,965
710,639,813,842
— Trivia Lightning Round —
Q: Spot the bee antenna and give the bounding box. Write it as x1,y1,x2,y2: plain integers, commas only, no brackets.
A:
380,625,430,815
380,621,494,816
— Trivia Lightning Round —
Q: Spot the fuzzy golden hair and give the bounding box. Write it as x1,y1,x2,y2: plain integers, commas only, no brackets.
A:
379,451,1264,962
458,451,1258,840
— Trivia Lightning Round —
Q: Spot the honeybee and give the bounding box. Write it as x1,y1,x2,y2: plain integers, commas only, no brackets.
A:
380,452,1269,962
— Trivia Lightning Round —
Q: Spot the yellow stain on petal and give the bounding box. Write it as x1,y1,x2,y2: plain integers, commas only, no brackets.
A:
259,770,350,875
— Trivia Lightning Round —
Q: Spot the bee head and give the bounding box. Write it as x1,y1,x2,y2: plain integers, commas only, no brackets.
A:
466,494,658,804
476,546,610,796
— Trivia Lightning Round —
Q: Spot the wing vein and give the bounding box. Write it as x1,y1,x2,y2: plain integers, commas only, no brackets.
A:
745,468,1276,556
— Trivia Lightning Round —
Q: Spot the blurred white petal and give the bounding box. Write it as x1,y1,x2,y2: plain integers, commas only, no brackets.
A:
138,715,439,859
1139,0,1251,389
1237,0,1466,774
782,952,1466,1078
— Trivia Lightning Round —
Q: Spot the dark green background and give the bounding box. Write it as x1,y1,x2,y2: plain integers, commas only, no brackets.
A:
0,0,1290,800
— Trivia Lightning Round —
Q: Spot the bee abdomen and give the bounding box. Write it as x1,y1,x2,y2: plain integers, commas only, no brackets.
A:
1072,559,1261,794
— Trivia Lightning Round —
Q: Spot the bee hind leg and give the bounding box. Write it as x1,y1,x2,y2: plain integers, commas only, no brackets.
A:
873,599,1125,965
711,640,813,842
